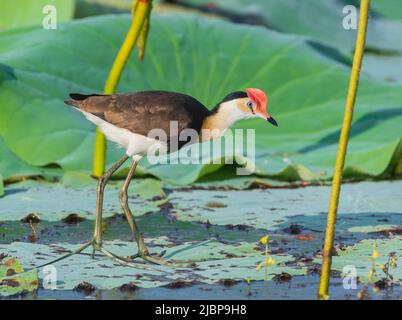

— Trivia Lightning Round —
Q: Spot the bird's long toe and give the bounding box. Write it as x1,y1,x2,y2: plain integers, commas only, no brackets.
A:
139,252,199,268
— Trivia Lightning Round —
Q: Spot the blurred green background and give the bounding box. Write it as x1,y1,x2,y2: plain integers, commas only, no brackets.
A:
1,0,402,194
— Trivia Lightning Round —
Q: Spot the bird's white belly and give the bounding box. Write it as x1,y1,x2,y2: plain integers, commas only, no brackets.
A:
79,110,167,158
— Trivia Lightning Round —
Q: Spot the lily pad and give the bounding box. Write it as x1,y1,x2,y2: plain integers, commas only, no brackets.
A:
130,178,166,200
1,178,401,295
169,181,402,231
0,255,38,297
0,240,305,289
61,171,98,187
0,179,164,221
323,237,402,284
348,225,401,234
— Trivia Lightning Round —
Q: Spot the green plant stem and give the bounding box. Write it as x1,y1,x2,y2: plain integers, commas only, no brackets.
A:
318,0,370,300
92,0,152,177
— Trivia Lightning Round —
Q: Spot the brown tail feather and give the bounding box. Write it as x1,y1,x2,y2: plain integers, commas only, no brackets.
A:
70,93,105,100
64,93,111,116
64,99,77,106
64,93,105,108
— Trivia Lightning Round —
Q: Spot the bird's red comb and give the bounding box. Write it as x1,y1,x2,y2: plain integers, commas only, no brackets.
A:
246,88,268,115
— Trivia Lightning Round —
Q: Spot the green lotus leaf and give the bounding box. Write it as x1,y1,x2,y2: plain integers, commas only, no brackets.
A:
364,0,402,20
182,0,402,84
75,0,133,18
184,0,402,52
0,14,402,185
0,0,75,31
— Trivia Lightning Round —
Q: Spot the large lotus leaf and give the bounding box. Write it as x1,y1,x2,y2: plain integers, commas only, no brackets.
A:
359,0,402,20
182,0,402,84
0,256,38,297
75,0,133,18
1,14,402,185
0,240,305,289
0,135,61,184
184,0,402,52
363,54,402,84
75,0,170,18
0,0,75,31
340,0,402,83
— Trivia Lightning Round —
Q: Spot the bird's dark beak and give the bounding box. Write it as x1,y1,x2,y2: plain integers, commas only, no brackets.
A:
267,116,278,127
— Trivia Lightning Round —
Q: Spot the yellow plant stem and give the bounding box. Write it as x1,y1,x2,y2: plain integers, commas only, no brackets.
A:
93,128,107,177
318,0,370,300
93,0,152,177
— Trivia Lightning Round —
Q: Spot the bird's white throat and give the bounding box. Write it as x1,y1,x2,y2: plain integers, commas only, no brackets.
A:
201,100,253,141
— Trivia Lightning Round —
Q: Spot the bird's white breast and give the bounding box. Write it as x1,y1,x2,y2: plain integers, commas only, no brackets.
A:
78,110,168,158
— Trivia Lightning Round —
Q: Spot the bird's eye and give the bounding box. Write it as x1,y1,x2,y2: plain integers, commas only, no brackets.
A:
246,101,254,109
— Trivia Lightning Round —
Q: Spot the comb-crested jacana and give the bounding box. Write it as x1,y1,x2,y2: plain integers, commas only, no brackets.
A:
64,88,277,265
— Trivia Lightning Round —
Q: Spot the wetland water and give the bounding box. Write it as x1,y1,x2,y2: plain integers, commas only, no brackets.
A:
1,180,401,300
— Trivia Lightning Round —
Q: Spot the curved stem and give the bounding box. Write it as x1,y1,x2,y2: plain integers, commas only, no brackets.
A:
318,0,370,300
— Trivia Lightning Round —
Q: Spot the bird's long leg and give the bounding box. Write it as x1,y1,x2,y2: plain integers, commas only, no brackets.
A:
118,160,199,267
19,155,130,271
118,160,149,255
20,155,194,272
93,155,129,247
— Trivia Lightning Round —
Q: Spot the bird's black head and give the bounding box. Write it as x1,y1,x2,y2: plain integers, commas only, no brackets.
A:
211,91,247,113
212,89,278,127
220,91,248,104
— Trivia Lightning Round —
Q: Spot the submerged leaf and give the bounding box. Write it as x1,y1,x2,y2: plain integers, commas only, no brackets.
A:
321,237,402,284
0,256,38,297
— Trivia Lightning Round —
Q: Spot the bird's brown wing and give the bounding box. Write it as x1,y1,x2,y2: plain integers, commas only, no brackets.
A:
66,91,211,149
